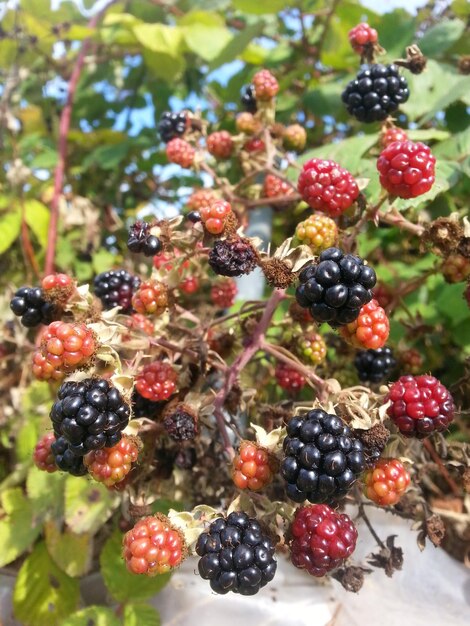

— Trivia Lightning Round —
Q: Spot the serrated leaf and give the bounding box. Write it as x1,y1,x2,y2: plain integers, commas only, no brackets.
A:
100,530,171,602
0,488,42,567
124,603,160,626
44,521,93,577
65,477,118,534
26,466,65,517
13,542,79,626
62,606,120,626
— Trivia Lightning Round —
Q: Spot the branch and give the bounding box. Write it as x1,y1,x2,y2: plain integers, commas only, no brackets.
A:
379,207,425,237
315,0,342,62
44,0,117,276
423,439,460,497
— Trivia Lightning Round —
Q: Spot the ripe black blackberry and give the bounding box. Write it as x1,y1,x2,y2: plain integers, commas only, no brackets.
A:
196,512,277,595
131,389,161,419
94,269,140,313
295,247,376,326
51,436,87,476
158,111,187,143
281,409,365,503
186,210,201,223
163,403,197,441
354,347,396,383
208,238,258,277
240,84,257,113
127,221,162,257
10,286,57,328
50,378,130,456
342,64,410,123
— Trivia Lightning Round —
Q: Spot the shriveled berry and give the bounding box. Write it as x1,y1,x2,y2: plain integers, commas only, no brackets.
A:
207,131,233,159
290,504,357,577
298,159,359,217
363,457,410,506
132,280,168,315
208,238,258,277
377,140,435,199
373,282,393,309
340,299,390,350
166,138,195,168
200,199,233,236
232,441,277,491
295,214,338,255
275,362,306,395
386,375,455,438
252,69,279,101
123,515,186,575
163,403,197,441
125,313,154,336
135,361,178,402
84,435,139,486
211,278,238,309
42,273,74,305
33,433,57,473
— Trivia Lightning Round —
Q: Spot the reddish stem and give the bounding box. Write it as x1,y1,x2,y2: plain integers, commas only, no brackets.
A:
44,1,117,276
423,439,460,497
19,197,40,279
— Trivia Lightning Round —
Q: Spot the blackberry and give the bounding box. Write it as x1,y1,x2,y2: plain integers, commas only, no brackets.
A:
158,110,187,143
163,403,197,441
127,221,162,257
295,247,376,327
10,286,57,328
342,64,410,123
50,378,130,456
196,512,277,595
354,347,396,383
186,211,201,223
132,390,161,419
208,238,258,277
241,84,257,113
94,269,140,313
281,409,365,503
51,436,87,476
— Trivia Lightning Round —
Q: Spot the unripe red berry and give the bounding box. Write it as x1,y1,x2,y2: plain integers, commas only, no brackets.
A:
290,504,357,577
42,273,74,305
442,253,470,283
84,435,140,487
207,130,233,159
135,361,178,402
122,514,186,575
232,441,277,491
372,282,393,309
263,174,295,200
377,141,436,199
400,348,423,374
200,199,233,236
298,159,359,217
211,278,237,308
244,137,265,153
252,69,279,101
348,22,378,54
33,433,57,473
387,374,455,438
340,299,389,350
275,362,306,394
180,276,199,294
380,127,408,148
295,214,338,255
187,188,218,210
166,138,195,168
125,313,155,336
132,280,168,315
363,457,410,506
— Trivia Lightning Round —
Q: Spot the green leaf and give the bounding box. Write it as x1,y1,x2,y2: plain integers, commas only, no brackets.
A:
82,141,133,171
178,10,225,27
26,466,65,518
92,248,120,274
0,488,42,567
297,134,378,174
182,25,232,61
24,199,50,249
15,419,40,463
30,149,58,169
419,19,466,57
133,24,185,81
124,603,161,626
65,477,118,534
44,521,93,577
13,542,79,626
233,0,285,14
0,204,21,254
100,530,171,603
209,21,265,70
62,606,120,626
374,10,417,58
435,282,469,325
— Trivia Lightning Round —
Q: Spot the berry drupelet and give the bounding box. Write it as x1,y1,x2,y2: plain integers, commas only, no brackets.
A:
386,375,455,438
196,512,277,595
84,435,139,487
200,199,233,236
340,299,390,349
298,159,359,217
132,280,168,316
123,515,185,575
348,22,378,55
10,286,57,328
281,409,365,503
342,64,409,123
240,84,257,113
295,214,338,255
377,140,436,199
33,433,57,473
50,378,130,456
158,111,187,143
252,69,279,101
380,126,408,148
290,504,357,577
94,269,140,313
275,362,306,394
135,361,178,402
232,441,276,491
363,458,410,506
127,221,162,257
51,436,87,476
354,347,396,383
166,138,195,168
295,247,377,327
